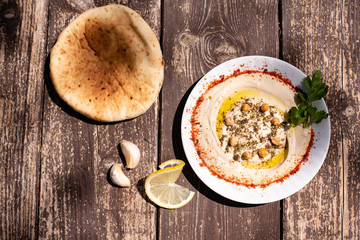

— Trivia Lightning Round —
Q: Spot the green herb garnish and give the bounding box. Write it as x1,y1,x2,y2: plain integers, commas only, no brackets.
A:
285,70,329,128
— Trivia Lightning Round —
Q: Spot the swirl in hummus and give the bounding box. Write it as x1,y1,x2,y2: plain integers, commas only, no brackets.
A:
191,71,313,186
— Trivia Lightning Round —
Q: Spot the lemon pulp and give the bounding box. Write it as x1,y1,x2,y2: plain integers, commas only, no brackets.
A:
144,160,195,209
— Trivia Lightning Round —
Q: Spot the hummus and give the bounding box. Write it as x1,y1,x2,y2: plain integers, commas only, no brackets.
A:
191,72,313,186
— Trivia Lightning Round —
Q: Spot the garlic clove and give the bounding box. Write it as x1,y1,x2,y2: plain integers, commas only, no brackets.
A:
121,140,140,169
110,163,130,187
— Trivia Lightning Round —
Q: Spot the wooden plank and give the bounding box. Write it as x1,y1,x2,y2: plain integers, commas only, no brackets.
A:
38,1,161,239
342,0,360,239
281,0,344,239
0,0,49,239
160,0,280,239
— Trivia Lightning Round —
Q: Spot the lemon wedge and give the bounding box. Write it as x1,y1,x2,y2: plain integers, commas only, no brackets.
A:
145,159,195,209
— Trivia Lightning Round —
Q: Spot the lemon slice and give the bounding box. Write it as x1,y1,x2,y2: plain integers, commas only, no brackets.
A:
145,159,195,209
158,159,185,169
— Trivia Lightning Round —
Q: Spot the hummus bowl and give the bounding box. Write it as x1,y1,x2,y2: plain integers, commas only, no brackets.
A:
181,56,330,204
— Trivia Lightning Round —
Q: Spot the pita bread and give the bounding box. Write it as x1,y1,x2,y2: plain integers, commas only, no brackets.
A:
50,4,164,122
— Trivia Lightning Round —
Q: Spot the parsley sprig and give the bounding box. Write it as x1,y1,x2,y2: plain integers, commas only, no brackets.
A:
285,70,329,128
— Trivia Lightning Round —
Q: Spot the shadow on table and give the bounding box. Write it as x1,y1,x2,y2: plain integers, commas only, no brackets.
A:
172,79,263,208
106,169,156,207
43,54,134,125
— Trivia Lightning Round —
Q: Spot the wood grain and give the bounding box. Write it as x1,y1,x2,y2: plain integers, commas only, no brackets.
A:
342,0,360,239
1,0,359,239
38,1,160,239
0,0,49,239
160,0,280,239
281,0,351,239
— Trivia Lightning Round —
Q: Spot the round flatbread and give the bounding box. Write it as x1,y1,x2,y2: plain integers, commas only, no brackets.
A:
50,4,164,122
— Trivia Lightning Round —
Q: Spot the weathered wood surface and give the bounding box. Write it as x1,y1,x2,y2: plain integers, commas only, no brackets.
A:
37,0,161,239
282,0,360,239
342,1,360,238
160,0,281,239
0,0,359,239
0,0,48,239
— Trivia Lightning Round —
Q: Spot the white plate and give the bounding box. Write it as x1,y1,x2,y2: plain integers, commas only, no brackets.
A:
181,56,331,204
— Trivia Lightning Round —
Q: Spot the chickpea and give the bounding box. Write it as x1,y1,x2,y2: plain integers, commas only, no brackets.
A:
261,103,269,112
229,137,238,146
270,137,280,146
258,148,268,158
271,117,280,126
241,103,250,112
225,117,234,126
242,151,252,160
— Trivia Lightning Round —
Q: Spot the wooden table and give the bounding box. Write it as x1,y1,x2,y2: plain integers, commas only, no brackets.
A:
1,0,359,239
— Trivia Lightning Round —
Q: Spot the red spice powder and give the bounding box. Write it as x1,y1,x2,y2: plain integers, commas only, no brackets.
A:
202,69,296,94
189,68,315,188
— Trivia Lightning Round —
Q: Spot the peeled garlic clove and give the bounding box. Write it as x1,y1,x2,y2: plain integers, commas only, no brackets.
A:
110,163,130,187
121,140,140,169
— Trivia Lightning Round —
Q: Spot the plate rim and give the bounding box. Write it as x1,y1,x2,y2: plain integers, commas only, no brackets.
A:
180,55,331,204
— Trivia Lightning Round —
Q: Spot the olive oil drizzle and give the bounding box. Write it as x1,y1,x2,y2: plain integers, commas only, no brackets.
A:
216,89,261,138
216,89,287,169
